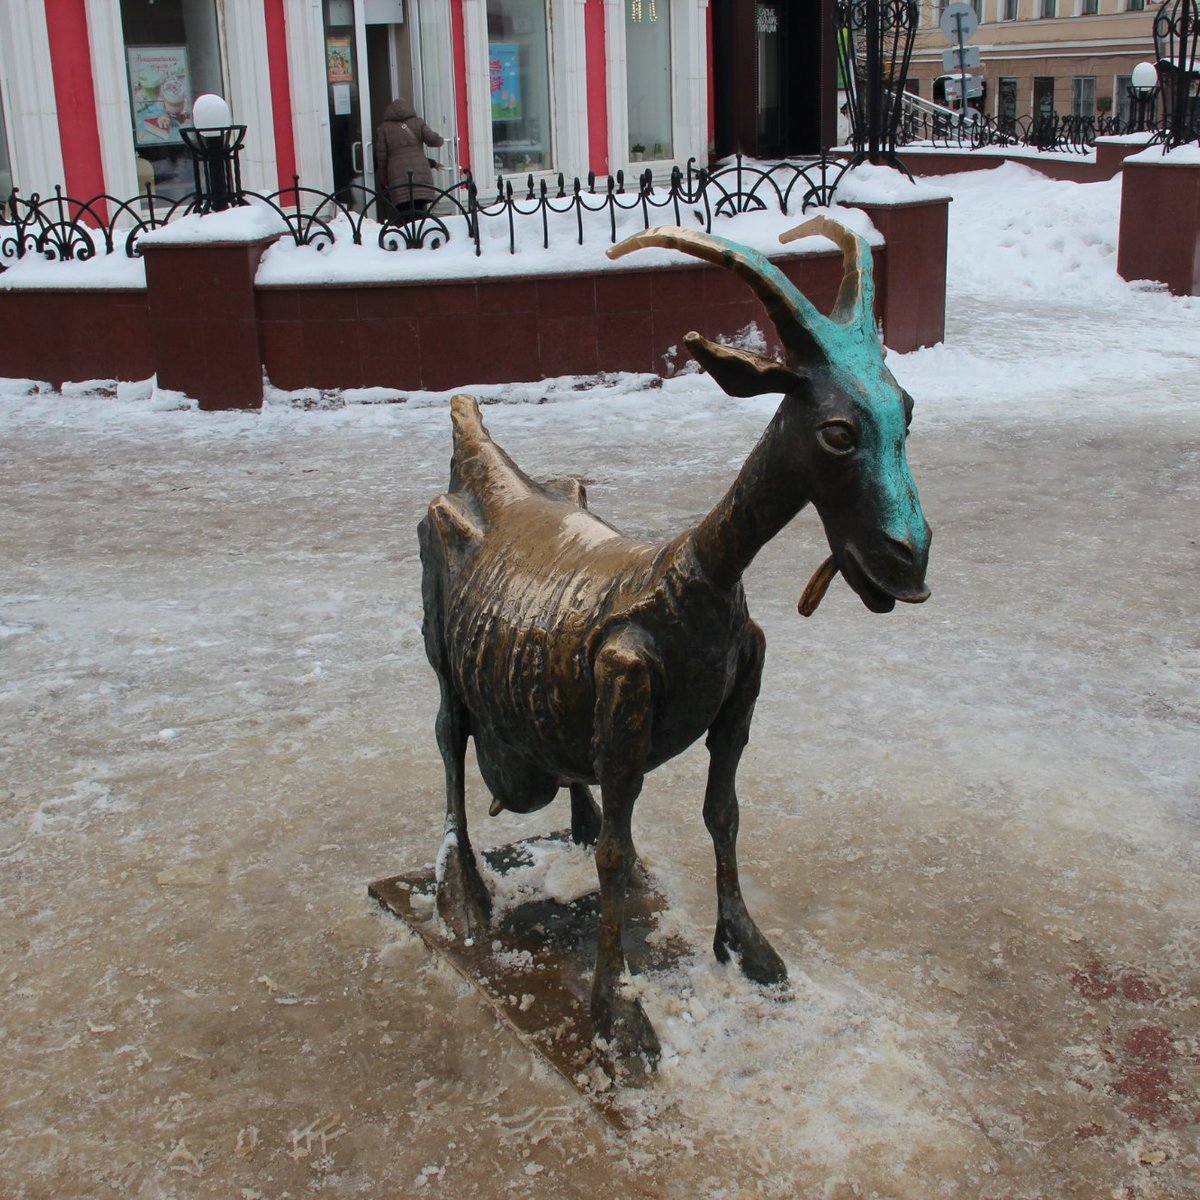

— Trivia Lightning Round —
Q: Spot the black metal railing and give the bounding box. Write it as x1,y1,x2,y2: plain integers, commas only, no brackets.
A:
897,107,1163,154
1,155,854,275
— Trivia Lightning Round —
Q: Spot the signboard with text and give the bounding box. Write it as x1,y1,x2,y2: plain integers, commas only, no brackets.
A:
127,45,191,148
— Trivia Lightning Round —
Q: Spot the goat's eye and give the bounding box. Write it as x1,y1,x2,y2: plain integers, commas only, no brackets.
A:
817,420,857,455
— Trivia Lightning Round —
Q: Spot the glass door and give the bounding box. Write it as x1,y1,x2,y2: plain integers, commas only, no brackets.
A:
326,0,457,201
322,0,365,199
414,0,459,183
755,4,782,155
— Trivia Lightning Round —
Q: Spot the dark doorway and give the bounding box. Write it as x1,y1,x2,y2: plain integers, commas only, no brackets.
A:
712,0,836,160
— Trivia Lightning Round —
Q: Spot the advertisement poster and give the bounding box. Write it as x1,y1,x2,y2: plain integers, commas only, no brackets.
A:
488,43,521,120
127,46,191,147
326,37,354,84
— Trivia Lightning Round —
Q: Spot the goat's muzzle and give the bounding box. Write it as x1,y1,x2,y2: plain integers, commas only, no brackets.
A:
797,548,931,617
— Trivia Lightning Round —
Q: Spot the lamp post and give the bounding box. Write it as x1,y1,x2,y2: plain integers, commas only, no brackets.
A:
180,93,247,213
1153,0,1200,148
834,0,921,171
1127,61,1160,132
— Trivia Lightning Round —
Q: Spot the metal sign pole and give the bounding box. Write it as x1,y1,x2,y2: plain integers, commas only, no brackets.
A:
956,12,970,124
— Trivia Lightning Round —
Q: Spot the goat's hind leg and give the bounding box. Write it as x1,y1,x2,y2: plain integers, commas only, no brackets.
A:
432,674,493,940
703,622,787,986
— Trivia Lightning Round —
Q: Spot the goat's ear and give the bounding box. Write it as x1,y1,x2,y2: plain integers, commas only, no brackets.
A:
684,332,809,399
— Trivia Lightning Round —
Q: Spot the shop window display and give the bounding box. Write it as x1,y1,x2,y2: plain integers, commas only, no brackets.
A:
626,0,672,160
487,0,553,173
119,0,224,201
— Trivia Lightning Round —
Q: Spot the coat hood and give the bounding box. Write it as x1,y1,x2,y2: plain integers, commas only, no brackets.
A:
381,98,417,122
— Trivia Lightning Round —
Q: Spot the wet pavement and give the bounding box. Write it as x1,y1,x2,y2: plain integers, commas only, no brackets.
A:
1,286,1199,1196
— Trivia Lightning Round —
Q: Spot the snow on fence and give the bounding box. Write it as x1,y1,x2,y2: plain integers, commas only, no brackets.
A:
0,155,853,277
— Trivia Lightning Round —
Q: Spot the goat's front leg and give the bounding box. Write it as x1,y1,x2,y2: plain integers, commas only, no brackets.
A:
590,628,661,1074
704,621,787,986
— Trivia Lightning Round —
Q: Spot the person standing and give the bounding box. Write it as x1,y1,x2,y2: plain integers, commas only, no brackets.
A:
373,97,445,220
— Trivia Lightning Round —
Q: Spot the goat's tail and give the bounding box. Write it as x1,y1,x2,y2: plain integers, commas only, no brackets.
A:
447,393,538,513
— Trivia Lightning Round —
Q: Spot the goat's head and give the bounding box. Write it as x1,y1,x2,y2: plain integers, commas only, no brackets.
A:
608,217,931,616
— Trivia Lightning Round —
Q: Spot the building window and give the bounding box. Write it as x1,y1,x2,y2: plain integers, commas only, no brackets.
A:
1003,0,1019,19
999,76,1018,121
1115,73,1133,123
1034,75,1055,116
1040,0,1056,15
1072,75,1096,116
487,0,554,173
1081,0,1098,12
935,0,983,24
1127,0,1146,9
627,0,673,160
119,0,224,201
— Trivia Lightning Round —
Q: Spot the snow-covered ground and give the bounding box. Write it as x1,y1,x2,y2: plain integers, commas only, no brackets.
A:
1,163,1198,1198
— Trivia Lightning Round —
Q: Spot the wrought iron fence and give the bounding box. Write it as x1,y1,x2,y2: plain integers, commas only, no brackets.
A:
0,154,853,276
897,108,1159,154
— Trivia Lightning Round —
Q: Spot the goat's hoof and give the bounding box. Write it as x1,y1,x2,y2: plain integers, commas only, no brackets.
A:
714,920,788,988
436,842,493,941
592,993,661,1080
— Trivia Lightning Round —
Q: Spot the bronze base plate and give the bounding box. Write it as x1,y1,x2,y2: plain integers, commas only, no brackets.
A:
369,832,688,1128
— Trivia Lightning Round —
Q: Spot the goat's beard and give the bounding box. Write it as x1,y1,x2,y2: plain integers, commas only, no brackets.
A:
797,555,839,617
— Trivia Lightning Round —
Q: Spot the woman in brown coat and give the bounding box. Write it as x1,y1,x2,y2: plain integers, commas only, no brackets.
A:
373,97,445,217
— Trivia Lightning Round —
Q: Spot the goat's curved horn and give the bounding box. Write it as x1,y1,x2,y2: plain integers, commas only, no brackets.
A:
608,226,829,366
779,216,875,335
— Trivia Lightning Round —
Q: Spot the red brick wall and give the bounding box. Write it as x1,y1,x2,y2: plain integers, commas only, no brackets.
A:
256,252,849,393
0,289,153,387
904,151,1110,184
1118,162,1200,296
0,197,952,400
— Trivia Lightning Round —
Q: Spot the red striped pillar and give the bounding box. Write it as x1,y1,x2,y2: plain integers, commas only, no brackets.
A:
264,0,298,190
585,0,609,176
44,0,105,200
452,0,471,172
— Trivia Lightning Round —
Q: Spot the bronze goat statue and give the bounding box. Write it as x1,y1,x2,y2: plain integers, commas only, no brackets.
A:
418,216,931,1072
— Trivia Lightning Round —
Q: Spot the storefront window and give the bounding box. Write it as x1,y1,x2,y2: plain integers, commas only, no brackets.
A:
626,0,672,160
119,0,224,201
487,0,553,174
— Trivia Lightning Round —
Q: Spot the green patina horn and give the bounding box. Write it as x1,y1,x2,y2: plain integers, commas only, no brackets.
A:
607,217,880,369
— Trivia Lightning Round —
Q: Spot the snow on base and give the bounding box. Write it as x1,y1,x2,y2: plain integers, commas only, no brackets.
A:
137,197,291,246
835,161,952,204
479,838,600,913
1125,140,1200,165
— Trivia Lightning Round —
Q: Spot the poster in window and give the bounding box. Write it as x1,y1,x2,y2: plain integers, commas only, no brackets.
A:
127,46,192,147
327,37,354,84
489,43,521,121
